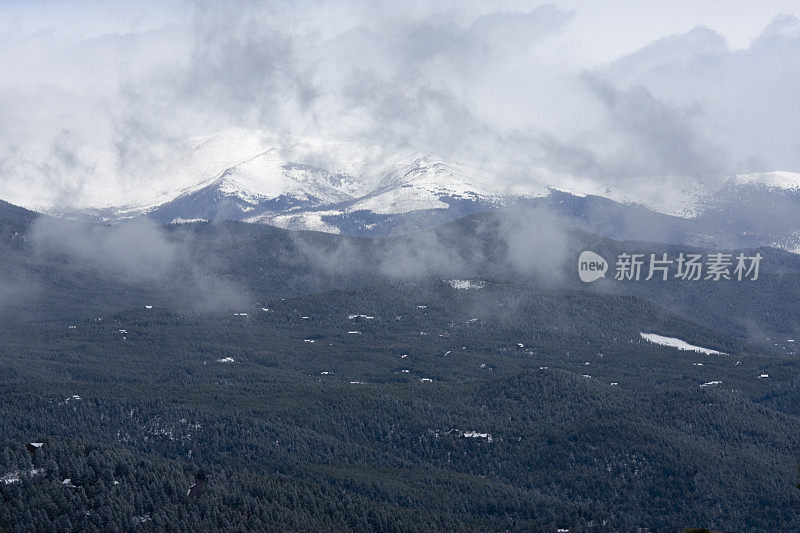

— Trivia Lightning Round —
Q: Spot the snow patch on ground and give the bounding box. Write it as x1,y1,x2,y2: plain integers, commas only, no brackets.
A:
256,211,342,234
446,280,485,290
462,431,493,442
640,333,725,355
1,473,20,485
170,217,208,224
2,468,44,485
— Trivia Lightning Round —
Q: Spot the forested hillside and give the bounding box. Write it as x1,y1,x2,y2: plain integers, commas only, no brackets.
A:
3,209,800,347
2,280,799,531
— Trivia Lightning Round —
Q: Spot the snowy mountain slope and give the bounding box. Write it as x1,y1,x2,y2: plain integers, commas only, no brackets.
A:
347,155,546,214
733,171,800,190
143,152,529,228
144,149,367,225
101,133,552,232
31,127,707,227
240,155,549,235
42,128,383,221
243,154,543,216
26,128,800,247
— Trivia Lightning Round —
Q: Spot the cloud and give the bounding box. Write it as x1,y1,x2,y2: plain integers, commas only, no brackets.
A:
0,2,799,211
29,217,249,310
596,16,800,176
31,218,177,282
292,205,570,283
0,270,40,315
540,73,725,180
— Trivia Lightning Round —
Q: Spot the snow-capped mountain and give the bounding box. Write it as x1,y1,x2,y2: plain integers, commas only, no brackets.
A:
56,129,548,235
32,128,800,249
136,151,543,234
44,128,382,223
144,150,365,227
245,154,548,234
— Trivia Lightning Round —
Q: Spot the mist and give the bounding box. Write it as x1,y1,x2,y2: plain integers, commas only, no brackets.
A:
292,206,571,283
1,1,799,211
28,217,250,312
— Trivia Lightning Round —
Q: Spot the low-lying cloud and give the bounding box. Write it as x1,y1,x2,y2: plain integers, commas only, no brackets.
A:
293,206,571,283
29,217,249,311
32,218,177,283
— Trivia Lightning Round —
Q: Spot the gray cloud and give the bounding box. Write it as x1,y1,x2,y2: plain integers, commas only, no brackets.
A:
0,2,799,210
597,17,800,176
542,74,725,180
293,205,570,283
31,218,177,282
0,270,40,315
29,217,249,310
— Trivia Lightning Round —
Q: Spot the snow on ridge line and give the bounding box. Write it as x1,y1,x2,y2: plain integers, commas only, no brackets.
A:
733,171,800,190
639,332,725,355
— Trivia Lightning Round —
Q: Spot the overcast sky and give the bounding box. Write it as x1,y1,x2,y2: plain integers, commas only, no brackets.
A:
1,0,799,210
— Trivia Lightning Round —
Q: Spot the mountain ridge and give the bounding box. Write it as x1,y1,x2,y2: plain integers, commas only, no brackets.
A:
6,127,800,249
